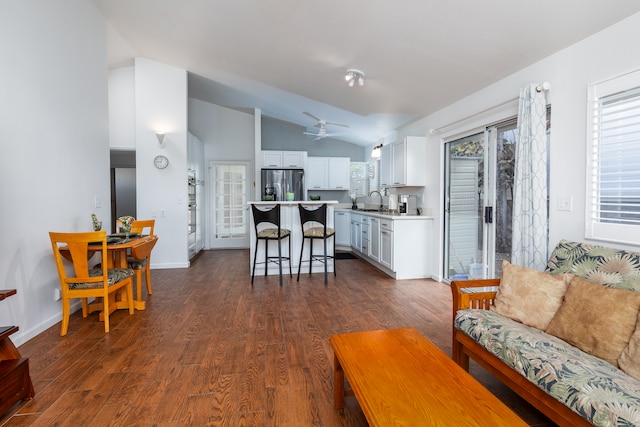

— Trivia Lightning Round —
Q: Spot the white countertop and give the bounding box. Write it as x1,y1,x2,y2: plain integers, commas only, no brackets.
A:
249,200,338,205
335,207,434,220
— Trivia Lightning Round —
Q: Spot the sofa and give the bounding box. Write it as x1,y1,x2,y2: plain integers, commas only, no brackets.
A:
451,240,640,427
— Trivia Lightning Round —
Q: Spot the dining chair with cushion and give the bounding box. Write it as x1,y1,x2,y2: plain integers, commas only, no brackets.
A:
297,203,336,284
128,219,156,296
251,204,291,286
49,230,135,336
129,235,158,302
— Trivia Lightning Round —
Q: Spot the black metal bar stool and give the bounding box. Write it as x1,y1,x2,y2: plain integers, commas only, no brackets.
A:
297,203,336,284
251,204,291,286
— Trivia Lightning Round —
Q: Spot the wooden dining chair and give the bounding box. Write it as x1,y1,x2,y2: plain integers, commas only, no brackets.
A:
297,203,336,284
49,231,135,336
128,219,156,296
129,235,158,301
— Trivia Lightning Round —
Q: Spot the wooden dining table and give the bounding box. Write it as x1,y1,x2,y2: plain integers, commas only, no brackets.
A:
100,234,154,312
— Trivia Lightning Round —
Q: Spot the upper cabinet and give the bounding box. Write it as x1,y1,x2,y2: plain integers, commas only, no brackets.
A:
307,157,350,190
262,150,306,168
381,136,426,187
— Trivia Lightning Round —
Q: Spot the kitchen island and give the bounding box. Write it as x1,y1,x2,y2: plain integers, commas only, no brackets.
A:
248,201,337,278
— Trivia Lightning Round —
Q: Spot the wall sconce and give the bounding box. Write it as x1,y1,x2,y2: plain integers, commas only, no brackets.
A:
156,132,166,147
345,69,365,87
371,143,383,159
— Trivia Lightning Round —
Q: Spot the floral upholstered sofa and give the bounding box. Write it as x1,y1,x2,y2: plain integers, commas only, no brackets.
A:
451,240,640,427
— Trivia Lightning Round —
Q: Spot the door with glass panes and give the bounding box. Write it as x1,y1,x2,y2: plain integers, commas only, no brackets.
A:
444,121,517,281
209,161,250,248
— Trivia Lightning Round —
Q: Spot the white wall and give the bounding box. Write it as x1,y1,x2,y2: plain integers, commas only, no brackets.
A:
0,0,110,345
188,98,255,248
188,98,255,161
399,12,640,279
135,58,189,268
108,66,135,150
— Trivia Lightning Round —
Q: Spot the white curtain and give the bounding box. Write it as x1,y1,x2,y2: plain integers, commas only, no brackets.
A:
511,84,548,269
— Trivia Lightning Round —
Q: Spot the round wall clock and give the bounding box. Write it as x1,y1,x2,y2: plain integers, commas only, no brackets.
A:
153,155,169,169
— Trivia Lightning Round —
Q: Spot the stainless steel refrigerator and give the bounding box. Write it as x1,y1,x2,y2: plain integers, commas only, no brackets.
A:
261,168,305,201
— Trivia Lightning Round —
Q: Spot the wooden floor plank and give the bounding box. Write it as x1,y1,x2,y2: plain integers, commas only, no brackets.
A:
2,249,556,426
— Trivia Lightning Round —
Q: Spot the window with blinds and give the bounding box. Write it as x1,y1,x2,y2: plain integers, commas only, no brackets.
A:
587,69,640,244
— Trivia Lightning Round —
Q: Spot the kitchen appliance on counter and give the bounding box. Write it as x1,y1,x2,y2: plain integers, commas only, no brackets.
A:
398,194,418,215
261,168,305,201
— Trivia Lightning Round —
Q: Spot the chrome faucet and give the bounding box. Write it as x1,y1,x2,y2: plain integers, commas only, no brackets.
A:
369,190,384,211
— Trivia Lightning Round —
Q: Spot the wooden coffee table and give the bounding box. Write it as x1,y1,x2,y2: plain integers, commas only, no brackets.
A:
329,328,528,426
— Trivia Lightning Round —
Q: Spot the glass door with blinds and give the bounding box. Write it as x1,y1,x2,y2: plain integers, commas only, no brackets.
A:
209,161,250,248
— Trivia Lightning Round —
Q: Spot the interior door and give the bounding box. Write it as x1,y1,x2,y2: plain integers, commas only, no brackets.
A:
209,161,250,249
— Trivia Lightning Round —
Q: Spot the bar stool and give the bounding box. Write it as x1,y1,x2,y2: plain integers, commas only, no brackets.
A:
297,203,336,284
251,204,292,286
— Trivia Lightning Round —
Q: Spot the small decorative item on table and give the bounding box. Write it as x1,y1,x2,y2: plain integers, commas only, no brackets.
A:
309,195,321,201
119,215,135,233
285,192,295,201
91,213,102,231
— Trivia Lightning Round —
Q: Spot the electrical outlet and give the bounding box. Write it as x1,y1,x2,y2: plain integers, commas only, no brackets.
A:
54,288,61,301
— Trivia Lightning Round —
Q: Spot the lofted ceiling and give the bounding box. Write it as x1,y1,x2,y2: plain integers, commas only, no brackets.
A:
93,0,640,146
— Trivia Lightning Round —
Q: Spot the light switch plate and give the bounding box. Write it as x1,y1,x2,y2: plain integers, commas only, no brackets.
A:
557,195,573,211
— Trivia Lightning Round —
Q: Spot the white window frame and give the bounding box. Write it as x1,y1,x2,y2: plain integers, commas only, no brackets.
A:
586,68,640,244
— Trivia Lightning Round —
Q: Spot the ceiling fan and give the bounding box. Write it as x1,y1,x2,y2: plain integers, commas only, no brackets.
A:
302,112,349,140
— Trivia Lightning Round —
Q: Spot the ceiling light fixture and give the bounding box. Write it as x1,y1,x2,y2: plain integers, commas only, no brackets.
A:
345,69,365,87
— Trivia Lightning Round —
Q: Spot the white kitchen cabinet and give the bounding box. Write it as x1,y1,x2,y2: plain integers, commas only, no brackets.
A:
328,157,350,190
334,210,351,248
360,215,369,255
383,136,427,187
347,211,433,279
380,145,392,188
307,157,350,190
262,151,306,168
350,213,362,252
306,157,328,189
369,217,380,262
379,218,393,269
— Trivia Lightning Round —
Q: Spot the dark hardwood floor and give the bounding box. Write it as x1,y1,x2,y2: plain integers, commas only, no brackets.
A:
1,250,556,426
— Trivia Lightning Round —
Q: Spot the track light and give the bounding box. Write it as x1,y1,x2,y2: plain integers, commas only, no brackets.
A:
345,69,365,87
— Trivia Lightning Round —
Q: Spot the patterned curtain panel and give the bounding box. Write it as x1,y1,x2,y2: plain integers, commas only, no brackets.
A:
511,84,548,269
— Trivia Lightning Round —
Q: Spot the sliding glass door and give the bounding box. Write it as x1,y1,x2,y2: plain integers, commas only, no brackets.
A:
444,121,517,281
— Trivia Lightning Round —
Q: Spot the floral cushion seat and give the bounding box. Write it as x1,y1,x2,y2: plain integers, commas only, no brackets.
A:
455,309,640,427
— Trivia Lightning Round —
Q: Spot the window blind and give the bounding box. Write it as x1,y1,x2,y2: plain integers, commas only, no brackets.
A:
587,69,640,243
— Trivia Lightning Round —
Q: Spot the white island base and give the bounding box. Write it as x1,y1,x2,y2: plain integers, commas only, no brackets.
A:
249,201,337,278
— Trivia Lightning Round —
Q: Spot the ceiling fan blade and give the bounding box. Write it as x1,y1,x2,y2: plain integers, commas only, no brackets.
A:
325,121,350,128
303,111,321,122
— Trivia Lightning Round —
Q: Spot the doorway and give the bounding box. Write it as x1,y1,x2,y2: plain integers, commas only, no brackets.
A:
443,120,517,281
209,161,250,248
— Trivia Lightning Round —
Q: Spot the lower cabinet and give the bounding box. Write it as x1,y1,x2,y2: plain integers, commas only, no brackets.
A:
379,220,393,269
349,212,433,280
350,214,362,252
334,211,351,248
369,217,380,262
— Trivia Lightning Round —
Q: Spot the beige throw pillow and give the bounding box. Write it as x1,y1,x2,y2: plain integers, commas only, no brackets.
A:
546,276,640,366
491,260,572,330
619,314,640,381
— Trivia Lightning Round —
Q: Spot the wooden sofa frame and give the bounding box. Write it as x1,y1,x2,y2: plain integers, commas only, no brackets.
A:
451,278,592,427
